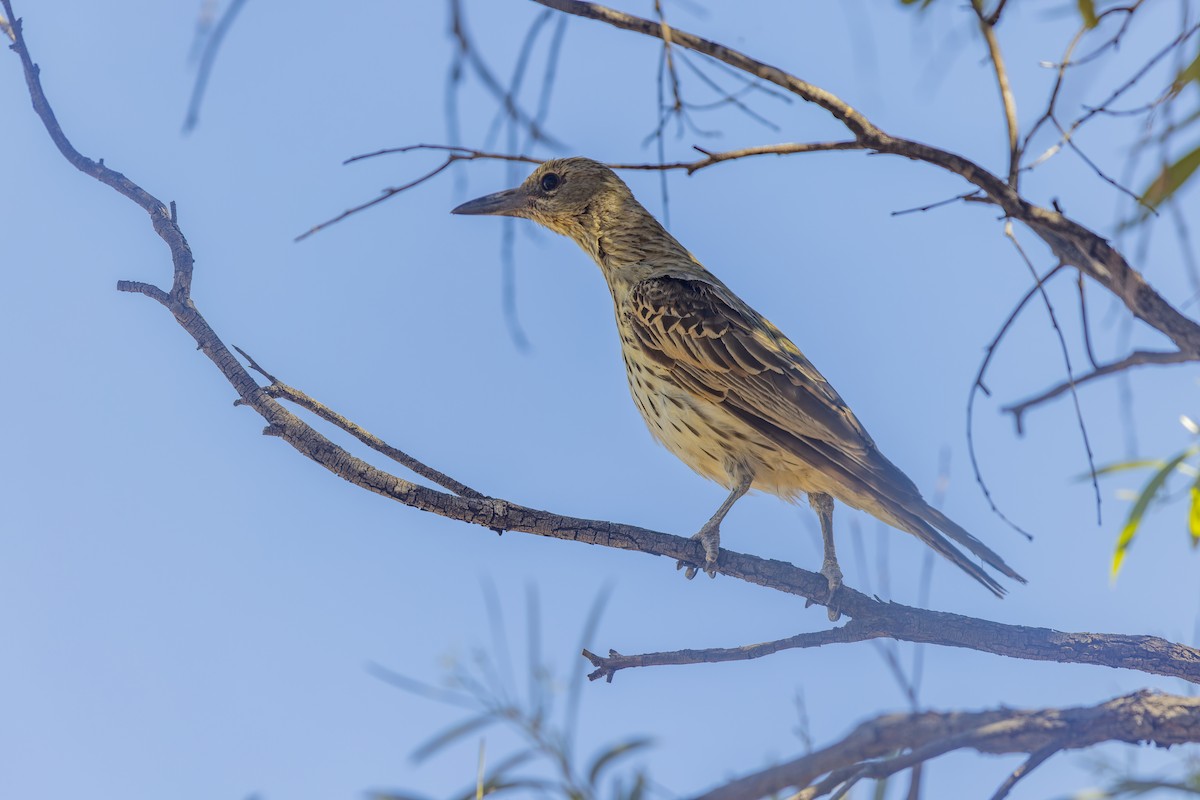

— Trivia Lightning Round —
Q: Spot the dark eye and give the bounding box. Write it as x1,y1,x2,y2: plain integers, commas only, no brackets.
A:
540,172,561,192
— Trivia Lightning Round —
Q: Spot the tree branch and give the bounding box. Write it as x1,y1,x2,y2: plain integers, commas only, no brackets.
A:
7,0,1200,692
692,690,1200,800
1003,349,1196,432
529,0,1200,358
971,0,1020,187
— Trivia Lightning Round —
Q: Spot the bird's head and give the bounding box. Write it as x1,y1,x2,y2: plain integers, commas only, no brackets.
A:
451,157,637,244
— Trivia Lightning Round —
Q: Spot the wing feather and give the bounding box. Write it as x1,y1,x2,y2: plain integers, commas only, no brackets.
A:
627,275,874,458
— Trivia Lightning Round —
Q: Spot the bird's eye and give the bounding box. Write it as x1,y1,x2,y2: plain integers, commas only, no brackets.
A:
540,172,561,192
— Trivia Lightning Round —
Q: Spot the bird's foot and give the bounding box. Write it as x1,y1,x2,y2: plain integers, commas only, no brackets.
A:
676,521,720,580
821,558,843,622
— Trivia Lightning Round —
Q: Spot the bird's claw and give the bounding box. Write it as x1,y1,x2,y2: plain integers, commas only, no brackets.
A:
676,522,720,579
821,559,844,622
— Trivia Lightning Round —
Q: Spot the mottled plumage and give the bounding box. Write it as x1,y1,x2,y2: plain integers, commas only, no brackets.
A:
453,157,1024,605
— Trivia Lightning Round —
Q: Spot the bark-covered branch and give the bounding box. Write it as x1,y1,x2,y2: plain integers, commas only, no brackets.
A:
530,0,1200,358
6,0,1200,691
690,690,1200,800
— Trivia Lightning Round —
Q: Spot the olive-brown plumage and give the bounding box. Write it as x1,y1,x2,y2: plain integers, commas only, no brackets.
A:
453,157,1024,605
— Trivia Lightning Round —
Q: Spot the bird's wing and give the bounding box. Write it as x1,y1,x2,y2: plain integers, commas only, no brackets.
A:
626,274,876,458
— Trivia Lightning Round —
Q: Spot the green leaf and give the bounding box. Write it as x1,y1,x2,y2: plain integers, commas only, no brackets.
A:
451,778,556,800
1086,459,1167,480
587,737,654,786
1111,447,1198,579
1077,0,1099,28
1139,145,1200,210
412,713,497,762
1170,48,1200,98
1190,483,1200,548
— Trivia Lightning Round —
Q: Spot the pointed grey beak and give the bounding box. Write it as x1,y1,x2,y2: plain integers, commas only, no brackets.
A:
451,186,528,217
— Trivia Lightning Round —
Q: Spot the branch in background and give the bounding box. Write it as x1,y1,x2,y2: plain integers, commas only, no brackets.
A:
1004,349,1196,431
303,141,861,238
182,0,248,133
447,0,565,149
692,691,1200,800
971,0,1020,187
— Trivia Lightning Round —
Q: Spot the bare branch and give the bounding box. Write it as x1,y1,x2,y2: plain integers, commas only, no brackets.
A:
1003,226,1102,523
988,741,1063,800
530,0,1200,358
231,346,486,499
303,141,861,238
1004,349,1196,425
971,0,1020,187
967,263,1068,541
692,691,1200,800
10,0,1200,718
582,621,877,682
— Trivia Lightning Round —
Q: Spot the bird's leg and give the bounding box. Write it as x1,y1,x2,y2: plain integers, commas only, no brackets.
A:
809,492,843,622
678,472,752,580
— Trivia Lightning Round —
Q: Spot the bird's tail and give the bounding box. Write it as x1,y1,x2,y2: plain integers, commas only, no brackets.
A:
882,501,1025,598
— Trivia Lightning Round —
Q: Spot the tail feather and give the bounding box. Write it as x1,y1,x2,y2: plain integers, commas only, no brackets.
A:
919,505,1027,584
889,506,1008,598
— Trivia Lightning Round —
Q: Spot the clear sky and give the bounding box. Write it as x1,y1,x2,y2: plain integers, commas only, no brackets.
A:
2,2,1198,798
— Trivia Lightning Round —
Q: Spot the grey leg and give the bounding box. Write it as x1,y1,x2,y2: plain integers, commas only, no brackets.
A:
809,492,843,621
679,473,752,580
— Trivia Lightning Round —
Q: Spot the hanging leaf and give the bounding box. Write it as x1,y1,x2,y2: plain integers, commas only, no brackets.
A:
1077,0,1099,28
1139,145,1200,209
586,737,654,786
1190,483,1200,548
1111,447,1198,580
1170,48,1200,98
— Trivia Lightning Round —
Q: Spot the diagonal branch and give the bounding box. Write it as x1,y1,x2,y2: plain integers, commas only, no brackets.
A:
231,346,486,499
529,0,1200,358
1003,349,1196,430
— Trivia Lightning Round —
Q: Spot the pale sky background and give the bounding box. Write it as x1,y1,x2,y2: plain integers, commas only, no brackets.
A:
2,2,1199,798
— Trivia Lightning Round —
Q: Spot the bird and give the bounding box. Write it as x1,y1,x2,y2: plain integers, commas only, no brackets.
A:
451,157,1024,611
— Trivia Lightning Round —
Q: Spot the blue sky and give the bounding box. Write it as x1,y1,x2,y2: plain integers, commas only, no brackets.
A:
2,1,1199,798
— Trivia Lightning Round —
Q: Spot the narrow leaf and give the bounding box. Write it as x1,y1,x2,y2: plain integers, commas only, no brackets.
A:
587,737,654,786
412,713,497,763
1140,145,1200,209
1077,0,1098,28
1085,459,1166,479
1111,448,1197,579
1190,484,1200,548
1171,48,1200,98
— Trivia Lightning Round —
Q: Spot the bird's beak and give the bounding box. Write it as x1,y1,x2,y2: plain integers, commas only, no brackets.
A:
451,186,528,217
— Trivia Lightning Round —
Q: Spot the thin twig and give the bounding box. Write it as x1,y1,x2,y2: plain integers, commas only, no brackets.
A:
230,346,486,499
582,622,875,682
971,0,1020,187
967,263,1068,542
1003,225,1102,524
988,741,1064,800
1003,349,1195,422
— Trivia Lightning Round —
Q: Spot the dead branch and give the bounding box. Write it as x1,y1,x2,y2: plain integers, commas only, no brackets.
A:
1004,349,1196,429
